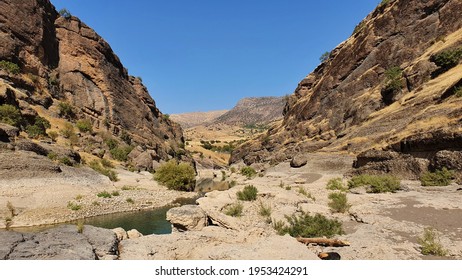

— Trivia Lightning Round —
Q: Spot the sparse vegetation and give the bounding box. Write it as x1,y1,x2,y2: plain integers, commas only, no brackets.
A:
121,185,135,191
0,104,22,127
298,187,316,201
89,160,118,182
240,166,257,179
285,185,292,191
48,131,59,142
319,51,330,63
348,174,400,193
224,202,243,217
97,191,112,198
58,102,75,119
47,151,58,161
258,200,272,218
6,201,16,217
0,60,20,74
153,159,196,191
67,201,81,211
273,211,344,238
126,198,135,204
60,122,75,138
110,145,133,162
111,191,120,197
420,168,453,186
75,194,83,201
430,47,462,71
76,220,84,234
236,185,258,201
454,86,462,98
326,178,347,191
352,21,366,35
328,192,351,213
418,227,447,256
92,201,100,206
26,116,51,139
59,156,73,166
100,158,114,168
76,119,93,133
382,66,404,95
4,217,13,230
59,8,72,19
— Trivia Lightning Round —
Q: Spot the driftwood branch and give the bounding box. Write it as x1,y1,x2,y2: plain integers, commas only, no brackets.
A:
296,237,350,247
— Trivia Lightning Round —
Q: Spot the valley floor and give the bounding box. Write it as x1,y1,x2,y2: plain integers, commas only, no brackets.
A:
1,153,461,260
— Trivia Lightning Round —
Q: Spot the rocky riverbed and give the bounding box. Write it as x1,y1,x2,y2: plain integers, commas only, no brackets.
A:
1,153,462,260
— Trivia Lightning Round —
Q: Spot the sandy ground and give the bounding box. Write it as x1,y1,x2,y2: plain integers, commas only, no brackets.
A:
0,167,197,229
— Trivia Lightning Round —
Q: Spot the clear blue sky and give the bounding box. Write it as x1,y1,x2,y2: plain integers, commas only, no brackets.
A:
51,0,381,114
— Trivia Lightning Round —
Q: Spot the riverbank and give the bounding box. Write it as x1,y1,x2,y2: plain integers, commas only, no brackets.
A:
0,167,198,229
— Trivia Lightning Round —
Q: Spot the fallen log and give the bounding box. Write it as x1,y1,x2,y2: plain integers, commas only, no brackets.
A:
296,237,350,247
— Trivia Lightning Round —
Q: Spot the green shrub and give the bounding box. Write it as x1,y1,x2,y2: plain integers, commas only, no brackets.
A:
100,158,114,168
59,8,72,19
430,47,462,71
319,51,330,63
383,66,403,94
348,174,400,193
126,198,134,204
76,119,93,133
58,102,75,119
420,168,453,186
328,192,351,213
326,178,347,191
111,191,120,196
59,156,73,166
240,166,257,179
26,116,50,139
47,151,58,161
418,228,447,256
104,137,118,150
97,191,112,198
298,187,316,201
48,131,59,142
258,201,272,218
274,211,344,238
0,104,22,127
110,145,133,162
67,201,81,211
236,185,258,201
60,122,75,138
120,130,131,145
224,202,243,217
89,160,118,182
153,160,196,191
0,60,20,74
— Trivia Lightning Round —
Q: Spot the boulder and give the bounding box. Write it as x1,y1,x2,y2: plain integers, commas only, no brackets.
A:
15,140,49,156
112,227,128,241
133,151,154,171
431,150,462,171
0,123,19,142
127,229,143,239
166,205,207,232
290,154,307,168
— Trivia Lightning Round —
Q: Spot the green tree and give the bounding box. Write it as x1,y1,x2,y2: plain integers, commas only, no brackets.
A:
153,160,196,191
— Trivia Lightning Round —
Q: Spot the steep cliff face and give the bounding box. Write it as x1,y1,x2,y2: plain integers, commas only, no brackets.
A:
0,0,184,163
231,0,462,166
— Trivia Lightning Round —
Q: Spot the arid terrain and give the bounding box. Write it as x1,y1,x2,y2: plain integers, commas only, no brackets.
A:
1,0,462,260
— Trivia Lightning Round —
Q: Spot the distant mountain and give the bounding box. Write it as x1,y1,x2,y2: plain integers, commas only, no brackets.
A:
212,97,285,126
170,110,228,128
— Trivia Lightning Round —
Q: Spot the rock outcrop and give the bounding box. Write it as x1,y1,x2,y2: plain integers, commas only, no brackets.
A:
0,225,118,260
231,0,462,169
0,0,185,164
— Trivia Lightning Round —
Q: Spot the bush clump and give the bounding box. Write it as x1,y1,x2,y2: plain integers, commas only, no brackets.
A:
274,211,344,238
0,60,20,74
26,116,50,139
76,119,93,133
328,192,351,213
420,168,453,186
58,102,75,119
153,160,196,191
382,66,404,94
0,104,22,127
418,227,447,256
224,202,243,217
430,47,462,71
89,160,118,182
348,174,400,193
236,185,258,201
110,145,133,162
326,178,347,191
240,166,257,179
96,191,112,198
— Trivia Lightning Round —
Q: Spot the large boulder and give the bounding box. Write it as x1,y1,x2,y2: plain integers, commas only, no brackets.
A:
290,154,307,168
0,123,19,142
166,205,207,232
431,150,462,171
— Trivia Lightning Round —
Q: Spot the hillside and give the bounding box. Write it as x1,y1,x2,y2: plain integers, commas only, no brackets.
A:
213,97,284,126
231,0,462,180
0,0,187,172
170,110,228,128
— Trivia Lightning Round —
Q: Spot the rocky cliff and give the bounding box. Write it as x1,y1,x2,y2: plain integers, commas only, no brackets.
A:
231,0,462,175
0,0,185,166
